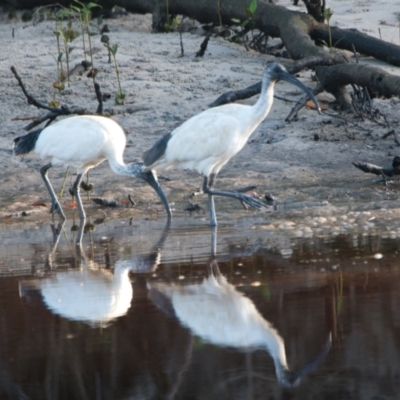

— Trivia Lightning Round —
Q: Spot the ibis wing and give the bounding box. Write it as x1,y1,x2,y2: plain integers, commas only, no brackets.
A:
34,116,125,167
166,111,244,161
143,104,251,174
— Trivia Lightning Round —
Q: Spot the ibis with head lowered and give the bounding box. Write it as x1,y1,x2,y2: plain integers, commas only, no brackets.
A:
13,115,172,222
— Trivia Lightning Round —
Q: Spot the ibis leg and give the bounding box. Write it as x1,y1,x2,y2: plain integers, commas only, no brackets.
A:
203,176,217,227
75,218,85,247
203,173,268,221
210,225,217,258
40,163,66,222
72,173,85,222
47,221,65,269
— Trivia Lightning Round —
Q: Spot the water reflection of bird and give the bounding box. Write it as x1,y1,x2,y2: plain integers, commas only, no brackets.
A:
37,258,133,327
142,63,320,226
148,229,330,388
19,222,170,327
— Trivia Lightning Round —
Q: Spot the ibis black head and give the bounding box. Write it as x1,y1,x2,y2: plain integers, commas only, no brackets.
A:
264,62,320,113
277,333,332,389
264,62,292,81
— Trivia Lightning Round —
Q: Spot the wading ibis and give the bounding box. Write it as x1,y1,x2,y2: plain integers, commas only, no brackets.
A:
13,115,172,222
142,62,319,226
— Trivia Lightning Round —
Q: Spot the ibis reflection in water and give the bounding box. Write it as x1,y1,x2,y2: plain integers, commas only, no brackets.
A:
19,222,330,389
19,221,170,328
148,227,331,389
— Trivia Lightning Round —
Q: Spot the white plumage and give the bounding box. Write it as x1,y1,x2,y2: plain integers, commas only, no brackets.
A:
19,220,169,327
150,273,286,350
143,62,320,226
38,260,134,327
13,115,171,223
149,106,259,177
34,116,126,172
148,260,330,388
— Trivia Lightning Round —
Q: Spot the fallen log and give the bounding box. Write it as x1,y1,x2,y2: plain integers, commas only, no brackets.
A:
6,0,400,109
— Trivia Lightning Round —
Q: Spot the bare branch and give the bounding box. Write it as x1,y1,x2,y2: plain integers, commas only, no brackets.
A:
209,56,338,108
11,66,104,131
353,157,400,177
11,66,61,113
285,83,324,122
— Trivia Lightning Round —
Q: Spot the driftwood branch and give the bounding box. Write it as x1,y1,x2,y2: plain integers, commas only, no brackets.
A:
301,0,325,23
353,157,400,177
94,82,103,115
313,25,400,67
317,63,400,99
195,34,210,57
211,54,400,112
9,0,400,110
209,56,339,108
11,66,61,114
114,0,400,110
14,0,400,62
285,82,325,122
11,66,103,130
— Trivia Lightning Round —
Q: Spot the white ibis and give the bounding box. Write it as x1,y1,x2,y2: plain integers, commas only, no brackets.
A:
13,115,172,222
143,62,320,226
148,258,331,388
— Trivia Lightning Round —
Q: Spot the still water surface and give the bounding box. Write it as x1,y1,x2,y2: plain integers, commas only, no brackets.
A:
1,217,400,399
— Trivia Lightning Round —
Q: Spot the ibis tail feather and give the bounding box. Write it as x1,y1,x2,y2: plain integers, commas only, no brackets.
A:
13,129,42,155
142,133,172,168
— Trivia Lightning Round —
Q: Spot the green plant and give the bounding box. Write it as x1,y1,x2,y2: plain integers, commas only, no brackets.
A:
178,16,185,57
8,11,17,20
70,0,101,79
58,166,70,200
164,0,170,31
246,0,257,24
43,8,68,105
71,1,89,63
101,33,111,63
56,8,79,86
50,53,64,107
93,17,111,63
217,0,222,27
164,14,179,31
161,0,181,32
231,0,257,46
103,41,125,105
21,10,33,22
318,8,343,53
324,7,333,52
396,12,400,43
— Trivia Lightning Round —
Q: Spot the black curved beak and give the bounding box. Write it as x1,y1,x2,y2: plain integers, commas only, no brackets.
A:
141,170,172,220
281,333,331,388
279,70,321,114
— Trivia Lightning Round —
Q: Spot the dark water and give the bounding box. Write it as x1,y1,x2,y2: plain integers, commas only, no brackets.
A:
1,217,400,400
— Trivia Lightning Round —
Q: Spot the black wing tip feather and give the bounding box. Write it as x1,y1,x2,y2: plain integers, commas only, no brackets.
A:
142,132,172,167
13,128,42,156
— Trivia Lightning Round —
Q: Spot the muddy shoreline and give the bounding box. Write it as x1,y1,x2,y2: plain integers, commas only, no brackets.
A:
1,5,400,237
